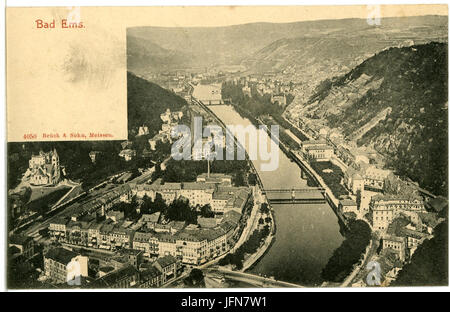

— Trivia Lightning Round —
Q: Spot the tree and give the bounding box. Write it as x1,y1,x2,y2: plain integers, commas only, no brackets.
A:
356,190,362,209
321,219,371,282
258,217,265,225
200,204,214,218
165,198,196,224
233,172,246,187
153,193,168,213
151,163,162,182
260,203,269,214
248,173,257,186
262,225,270,237
185,269,205,287
218,254,234,266
140,195,153,215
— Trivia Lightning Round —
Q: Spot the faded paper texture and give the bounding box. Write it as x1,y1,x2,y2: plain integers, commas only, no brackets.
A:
6,5,448,142
7,7,127,142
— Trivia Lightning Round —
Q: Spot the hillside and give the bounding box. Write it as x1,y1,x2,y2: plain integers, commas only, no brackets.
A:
243,16,447,74
127,16,447,74
127,71,187,137
127,35,190,74
301,42,448,196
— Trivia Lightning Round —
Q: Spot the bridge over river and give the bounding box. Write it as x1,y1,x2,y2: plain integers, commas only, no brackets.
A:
263,187,326,204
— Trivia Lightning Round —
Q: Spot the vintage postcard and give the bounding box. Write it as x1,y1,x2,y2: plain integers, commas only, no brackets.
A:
5,4,449,290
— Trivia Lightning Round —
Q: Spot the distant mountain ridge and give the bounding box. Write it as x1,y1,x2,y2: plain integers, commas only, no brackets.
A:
303,42,448,196
127,35,189,73
127,15,448,74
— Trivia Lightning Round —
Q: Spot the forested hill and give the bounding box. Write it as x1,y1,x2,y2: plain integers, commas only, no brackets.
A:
307,42,448,196
127,71,187,137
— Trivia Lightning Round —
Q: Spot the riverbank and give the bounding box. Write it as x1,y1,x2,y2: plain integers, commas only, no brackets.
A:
192,98,277,275
237,102,348,227
200,100,345,286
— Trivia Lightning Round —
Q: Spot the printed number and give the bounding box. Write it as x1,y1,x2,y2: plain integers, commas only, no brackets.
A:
23,134,37,140
366,261,381,286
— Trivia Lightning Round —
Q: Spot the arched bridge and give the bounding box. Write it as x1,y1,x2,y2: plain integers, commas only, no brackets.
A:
262,187,326,204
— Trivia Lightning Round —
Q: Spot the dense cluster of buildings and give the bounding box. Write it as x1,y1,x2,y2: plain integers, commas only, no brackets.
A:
38,171,252,287
334,147,445,273
375,206,443,279
229,76,294,108
333,149,445,285
42,246,179,288
131,174,250,214
47,173,250,267
48,207,243,267
133,209,242,265
340,159,440,234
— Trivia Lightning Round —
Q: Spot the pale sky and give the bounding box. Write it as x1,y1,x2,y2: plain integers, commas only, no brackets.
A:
105,4,448,28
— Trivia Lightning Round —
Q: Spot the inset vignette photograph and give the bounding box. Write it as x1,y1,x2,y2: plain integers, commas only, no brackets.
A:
5,3,449,293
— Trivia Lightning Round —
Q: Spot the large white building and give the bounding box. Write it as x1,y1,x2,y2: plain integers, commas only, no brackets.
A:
345,165,392,194
44,247,88,285
370,194,426,231
24,149,61,185
132,224,231,265
301,140,334,162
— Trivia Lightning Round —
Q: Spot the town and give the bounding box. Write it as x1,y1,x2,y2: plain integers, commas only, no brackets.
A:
8,71,446,288
7,14,448,289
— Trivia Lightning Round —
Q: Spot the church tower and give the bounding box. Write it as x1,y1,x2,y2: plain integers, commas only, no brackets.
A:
51,148,59,169
51,148,60,183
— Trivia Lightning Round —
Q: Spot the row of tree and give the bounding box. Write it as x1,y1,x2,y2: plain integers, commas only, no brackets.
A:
321,219,372,282
218,225,271,270
111,194,215,224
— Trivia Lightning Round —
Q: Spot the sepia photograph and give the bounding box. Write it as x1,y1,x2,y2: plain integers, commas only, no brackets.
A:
4,3,449,293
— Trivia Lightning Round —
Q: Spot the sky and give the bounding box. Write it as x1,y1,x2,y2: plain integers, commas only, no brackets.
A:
105,5,449,28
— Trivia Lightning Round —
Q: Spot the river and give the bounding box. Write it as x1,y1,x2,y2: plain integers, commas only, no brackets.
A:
209,104,344,286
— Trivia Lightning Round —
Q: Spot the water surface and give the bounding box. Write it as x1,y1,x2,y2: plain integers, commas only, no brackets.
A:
210,105,344,286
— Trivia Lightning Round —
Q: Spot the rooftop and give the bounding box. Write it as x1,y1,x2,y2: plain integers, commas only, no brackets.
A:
197,217,218,228
141,212,161,224
155,255,177,268
426,196,448,212
382,234,405,244
140,266,162,279
182,182,216,190
91,265,139,288
45,247,78,264
372,194,424,203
